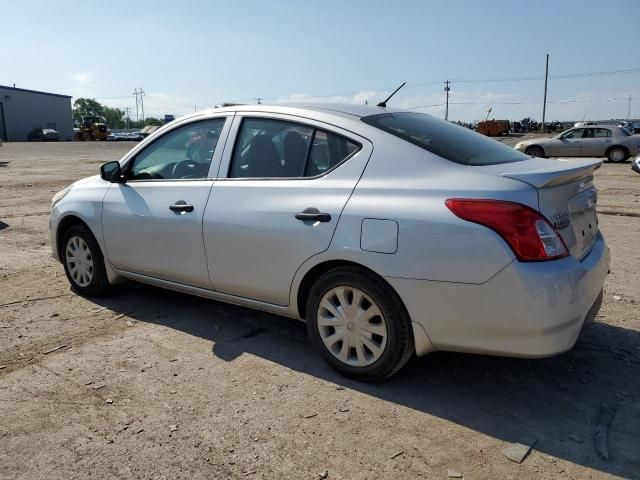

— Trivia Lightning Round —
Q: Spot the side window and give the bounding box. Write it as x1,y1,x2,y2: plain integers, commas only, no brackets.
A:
229,118,361,179
129,118,225,180
581,129,594,138
230,118,313,178
594,128,611,138
562,129,583,139
307,130,360,176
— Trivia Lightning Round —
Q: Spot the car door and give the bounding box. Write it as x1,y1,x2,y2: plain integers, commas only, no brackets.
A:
553,128,583,156
202,113,372,306
579,128,612,156
101,116,231,288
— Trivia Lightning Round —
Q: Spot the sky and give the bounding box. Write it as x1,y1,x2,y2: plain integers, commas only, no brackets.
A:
2,0,640,122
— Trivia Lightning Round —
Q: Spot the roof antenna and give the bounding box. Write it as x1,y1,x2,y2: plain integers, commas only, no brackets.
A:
377,82,406,107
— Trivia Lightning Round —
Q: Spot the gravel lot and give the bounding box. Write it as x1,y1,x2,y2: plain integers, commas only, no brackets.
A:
0,140,638,479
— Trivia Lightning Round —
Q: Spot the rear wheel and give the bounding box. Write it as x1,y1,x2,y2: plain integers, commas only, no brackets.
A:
607,147,628,163
526,146,545,158
305,266,414,381
62,224,109,296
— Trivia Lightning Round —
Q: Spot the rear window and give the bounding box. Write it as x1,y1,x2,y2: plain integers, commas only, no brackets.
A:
362,112,529,166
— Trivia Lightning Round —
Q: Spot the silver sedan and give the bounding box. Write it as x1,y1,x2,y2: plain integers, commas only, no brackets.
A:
49,104,609,381
515,125,640,162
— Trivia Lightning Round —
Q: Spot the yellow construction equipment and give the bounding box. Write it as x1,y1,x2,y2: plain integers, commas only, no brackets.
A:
74,116,109,141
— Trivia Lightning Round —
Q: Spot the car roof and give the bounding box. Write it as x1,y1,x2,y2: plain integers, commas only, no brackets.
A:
196,102,407,120
572,124,618,129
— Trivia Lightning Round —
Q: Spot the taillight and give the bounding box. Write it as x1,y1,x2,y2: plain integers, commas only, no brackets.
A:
445,199,569,261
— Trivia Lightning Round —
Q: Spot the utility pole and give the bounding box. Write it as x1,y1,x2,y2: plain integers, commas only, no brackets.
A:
132,90,138,123
132,88,145,124
444,80,451,121
628,94,632,119
255,97,262,105
541,54,549,132
124,107,131,129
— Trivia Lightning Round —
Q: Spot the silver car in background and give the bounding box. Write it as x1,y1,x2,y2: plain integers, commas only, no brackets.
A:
49,104,609,381
515,125,640,162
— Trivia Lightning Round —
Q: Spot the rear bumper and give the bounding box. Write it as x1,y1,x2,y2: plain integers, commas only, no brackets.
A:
388,232,609,358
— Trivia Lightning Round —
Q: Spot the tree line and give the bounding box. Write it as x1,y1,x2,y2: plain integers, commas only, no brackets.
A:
73,98,165,129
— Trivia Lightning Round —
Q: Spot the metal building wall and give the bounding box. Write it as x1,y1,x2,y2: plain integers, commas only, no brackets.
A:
0,86,73,141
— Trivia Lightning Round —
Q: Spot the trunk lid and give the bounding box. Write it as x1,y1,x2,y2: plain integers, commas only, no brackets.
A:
472,158,602,259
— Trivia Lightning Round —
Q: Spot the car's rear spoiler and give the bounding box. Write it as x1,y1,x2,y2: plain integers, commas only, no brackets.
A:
473,158,602,189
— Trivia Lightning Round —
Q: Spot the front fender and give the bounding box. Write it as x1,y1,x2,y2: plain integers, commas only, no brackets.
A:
49,178,124,284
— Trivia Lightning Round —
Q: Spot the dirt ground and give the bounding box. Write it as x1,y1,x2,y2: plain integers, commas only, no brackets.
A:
0,140,638,480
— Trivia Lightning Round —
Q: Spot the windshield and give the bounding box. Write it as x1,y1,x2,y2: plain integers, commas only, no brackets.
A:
362,112,528,166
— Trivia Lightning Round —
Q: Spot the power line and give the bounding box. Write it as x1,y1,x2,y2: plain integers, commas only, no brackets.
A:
450,67,640,84
81,65,640,119
405,103,444,110
83,65,640,108
267,66,640,102
552,67,640,79
406,97,632,110
85,65,640,107
94,95,132,100
450,101,539,105
549,97,630,104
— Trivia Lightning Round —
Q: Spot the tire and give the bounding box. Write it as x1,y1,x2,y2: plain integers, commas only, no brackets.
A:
305,266,414,381
525,146,545,158
606,146,628,163
61,224,110,296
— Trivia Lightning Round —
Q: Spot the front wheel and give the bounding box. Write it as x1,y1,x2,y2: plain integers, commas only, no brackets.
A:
526,146,545,158
305,266,414,381
62,224,109,296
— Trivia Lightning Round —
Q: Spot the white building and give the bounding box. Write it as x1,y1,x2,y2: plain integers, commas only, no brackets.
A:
0,85,73,141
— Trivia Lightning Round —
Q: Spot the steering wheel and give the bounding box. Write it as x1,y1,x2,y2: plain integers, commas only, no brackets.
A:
172,159,201,179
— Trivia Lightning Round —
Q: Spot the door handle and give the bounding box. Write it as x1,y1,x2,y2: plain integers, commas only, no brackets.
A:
295,207,331,222
169,201,194,214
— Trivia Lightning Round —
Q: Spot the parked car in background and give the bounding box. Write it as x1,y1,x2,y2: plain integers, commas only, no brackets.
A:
42,129,60,141
108,130,143,141
27,128,60,141
543,121,564,133
632,154,640,174
49,104,609,381
515,125,640,162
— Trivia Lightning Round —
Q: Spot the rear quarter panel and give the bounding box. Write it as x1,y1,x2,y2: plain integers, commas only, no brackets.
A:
293,136,538,287
621,136,640,155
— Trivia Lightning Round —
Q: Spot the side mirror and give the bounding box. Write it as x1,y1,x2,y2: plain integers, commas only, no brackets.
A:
100,161,124,183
